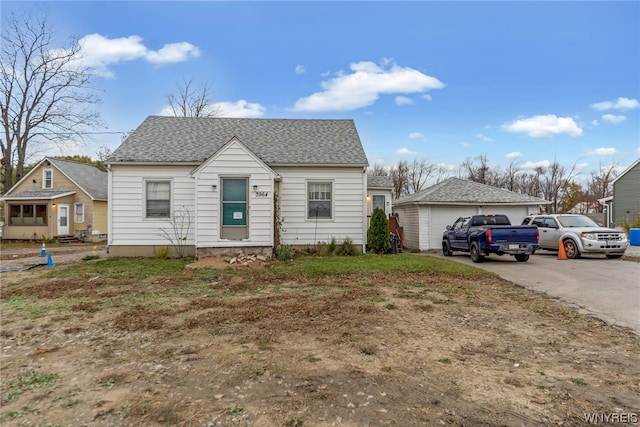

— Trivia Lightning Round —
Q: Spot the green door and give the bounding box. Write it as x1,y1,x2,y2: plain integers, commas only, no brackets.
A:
221,178,248,239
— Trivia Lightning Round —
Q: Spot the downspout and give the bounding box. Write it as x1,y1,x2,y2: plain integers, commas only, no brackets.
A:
192,174,198,258
362,167,367,253
106,163,113,250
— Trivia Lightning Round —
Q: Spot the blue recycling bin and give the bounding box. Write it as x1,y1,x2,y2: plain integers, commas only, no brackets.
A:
629,228,640,246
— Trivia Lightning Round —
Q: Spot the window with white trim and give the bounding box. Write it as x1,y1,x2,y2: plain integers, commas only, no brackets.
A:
372,195,385,212
307,182,332,219
74,203,84,223
43,169,53,189
146,181,171,218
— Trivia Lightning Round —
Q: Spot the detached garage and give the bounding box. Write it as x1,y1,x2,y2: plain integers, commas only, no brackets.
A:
393,177,549,251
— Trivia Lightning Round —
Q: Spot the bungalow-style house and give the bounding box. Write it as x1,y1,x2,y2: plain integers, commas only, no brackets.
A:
1,157,108,241
392,177,549,251
106,116,370,257
598,157,640,228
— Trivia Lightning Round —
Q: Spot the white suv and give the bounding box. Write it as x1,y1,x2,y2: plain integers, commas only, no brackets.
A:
522,214,629,259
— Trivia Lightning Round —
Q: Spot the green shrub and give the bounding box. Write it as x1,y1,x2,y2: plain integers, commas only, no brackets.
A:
335,237,357,256
274,245,295,261
327,236,337,254
367,208,391,254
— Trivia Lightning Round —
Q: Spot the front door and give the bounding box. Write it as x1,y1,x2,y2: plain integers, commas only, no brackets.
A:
57,204,70,235
221,178,248,240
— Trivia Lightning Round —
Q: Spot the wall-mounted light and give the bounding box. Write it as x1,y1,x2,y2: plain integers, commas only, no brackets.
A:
211,184,217,190
253,185,258,191
52,203,56,207
366,195,371,202
32,179,37,183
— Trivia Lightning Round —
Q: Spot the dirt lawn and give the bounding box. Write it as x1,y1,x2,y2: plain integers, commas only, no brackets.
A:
0,253,638,427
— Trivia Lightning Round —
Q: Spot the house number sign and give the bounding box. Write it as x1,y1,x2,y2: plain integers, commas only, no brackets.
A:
254,191,269,197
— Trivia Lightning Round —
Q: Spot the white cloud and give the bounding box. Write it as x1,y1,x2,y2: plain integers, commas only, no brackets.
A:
291,60,445,112
158,100,265,118
460,142,471,148
575,162,590,170
211,100,266,118
408,132,424,139
591,120,600,126
397,147,417,155
77,33,200,78
590,97,639,111
395,96,413,106
421,94,433,101
601,114,627,124
587,147,618,156
475,133,493,142
295,64,307,75
506,152,522,159
521,160,551,169
502,115,582,138
636,147,640,155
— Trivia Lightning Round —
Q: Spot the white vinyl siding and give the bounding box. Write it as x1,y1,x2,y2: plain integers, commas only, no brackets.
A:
193,139,275,248
109,165,196,246
278,166,365,246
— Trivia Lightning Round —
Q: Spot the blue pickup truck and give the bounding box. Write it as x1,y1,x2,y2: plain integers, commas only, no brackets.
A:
442,214,539,262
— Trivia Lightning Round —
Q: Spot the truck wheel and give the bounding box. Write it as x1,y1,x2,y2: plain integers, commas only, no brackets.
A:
442,240,452,256
515,254,529,262
563,239,580,259
470,242,484,263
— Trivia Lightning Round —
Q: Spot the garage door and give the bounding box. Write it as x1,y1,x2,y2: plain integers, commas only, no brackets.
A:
430,206,479,250
428,206,531,250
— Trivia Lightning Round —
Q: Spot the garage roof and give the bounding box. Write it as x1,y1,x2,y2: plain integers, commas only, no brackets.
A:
394,177,549,206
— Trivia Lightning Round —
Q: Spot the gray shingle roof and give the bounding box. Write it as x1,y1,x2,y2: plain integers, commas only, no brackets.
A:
47,158,108,200
367,175,393,189
2,190,75,199
395,177,549,205
108,116,369,166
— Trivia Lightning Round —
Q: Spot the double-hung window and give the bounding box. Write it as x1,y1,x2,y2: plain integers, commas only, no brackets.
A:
146,181,171,218
43,169,53,189
372,195,385,212
308,182,332,219
74,203,84,223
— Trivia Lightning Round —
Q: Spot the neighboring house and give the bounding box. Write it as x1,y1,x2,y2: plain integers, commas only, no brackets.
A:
106,116,369,257
599,158,640,228
392,177,550,251
568,201,599,214
1,157,108,241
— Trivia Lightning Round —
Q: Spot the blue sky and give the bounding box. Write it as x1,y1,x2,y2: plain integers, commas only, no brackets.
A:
4,1,639,183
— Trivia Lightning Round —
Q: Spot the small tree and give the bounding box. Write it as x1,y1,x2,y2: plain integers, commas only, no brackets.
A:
158,206,192,258
367,208,391,254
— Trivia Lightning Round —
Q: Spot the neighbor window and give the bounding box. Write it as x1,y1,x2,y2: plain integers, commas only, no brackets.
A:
9,204,47,225
74,203,84,223
372,195,385,212
308,182,332,219
43,169,53,189
146,181,171,218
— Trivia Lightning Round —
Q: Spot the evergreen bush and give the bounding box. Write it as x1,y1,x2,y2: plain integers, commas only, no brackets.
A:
367,208,391,254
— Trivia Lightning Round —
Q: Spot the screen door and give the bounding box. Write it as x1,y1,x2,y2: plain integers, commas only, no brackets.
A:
221,178,248,239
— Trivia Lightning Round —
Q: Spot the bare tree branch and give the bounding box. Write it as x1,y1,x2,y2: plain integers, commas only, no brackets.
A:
1,9,102,191
166,77,220,117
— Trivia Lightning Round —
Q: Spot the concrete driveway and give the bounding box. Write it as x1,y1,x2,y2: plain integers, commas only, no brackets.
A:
424,249,640,335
